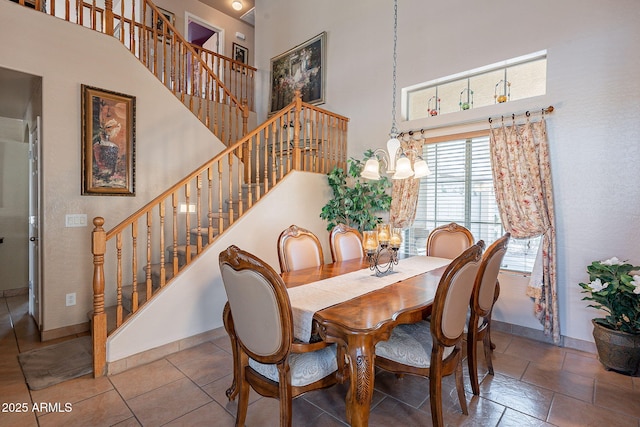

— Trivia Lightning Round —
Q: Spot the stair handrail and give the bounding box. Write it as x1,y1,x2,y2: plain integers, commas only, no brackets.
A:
14,0,251,144
91,91,348,376
189,43,257,112
133,0,250,143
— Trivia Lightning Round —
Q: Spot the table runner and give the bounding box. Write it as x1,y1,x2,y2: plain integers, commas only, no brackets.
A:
287,256,451,342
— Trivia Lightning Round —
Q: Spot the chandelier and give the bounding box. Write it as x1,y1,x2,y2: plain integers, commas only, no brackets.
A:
361,0,431,181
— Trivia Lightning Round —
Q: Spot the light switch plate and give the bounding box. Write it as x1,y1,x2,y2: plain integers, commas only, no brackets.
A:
65,214,87,227
65,293,76,306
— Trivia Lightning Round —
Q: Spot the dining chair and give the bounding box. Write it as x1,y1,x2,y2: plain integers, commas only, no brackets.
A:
219,245,340,427
277,224,324,273
467,232,510,395
426,222,474,259
329,223,364,262
375,241,484,427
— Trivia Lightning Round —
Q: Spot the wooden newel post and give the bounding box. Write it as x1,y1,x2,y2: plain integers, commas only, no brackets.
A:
92,217,107,377
292,90,303,171
104,0,114,35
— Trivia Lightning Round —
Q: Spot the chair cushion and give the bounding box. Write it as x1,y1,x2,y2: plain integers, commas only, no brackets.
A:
248,344,338,387
375,321,454,368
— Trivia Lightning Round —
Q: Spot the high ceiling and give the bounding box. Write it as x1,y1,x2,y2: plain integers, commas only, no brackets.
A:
197,0,255,26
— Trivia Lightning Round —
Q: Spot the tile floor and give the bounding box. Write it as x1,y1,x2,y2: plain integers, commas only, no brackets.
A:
1,294,639,427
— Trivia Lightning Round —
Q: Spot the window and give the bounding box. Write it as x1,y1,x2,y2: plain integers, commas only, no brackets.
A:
400,134,540,273
404,51,547,120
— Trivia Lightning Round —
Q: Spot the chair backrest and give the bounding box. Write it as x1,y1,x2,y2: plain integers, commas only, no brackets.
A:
430,241,484,346
277,225,324,273
426,222,474,259
219,245,293,364
329,224,364,262
473,233,510,317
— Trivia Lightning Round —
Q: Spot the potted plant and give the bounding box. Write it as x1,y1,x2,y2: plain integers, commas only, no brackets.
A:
320,150,392,232
578,257,640,375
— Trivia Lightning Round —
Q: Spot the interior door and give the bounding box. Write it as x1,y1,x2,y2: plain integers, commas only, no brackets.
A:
28,116,41,328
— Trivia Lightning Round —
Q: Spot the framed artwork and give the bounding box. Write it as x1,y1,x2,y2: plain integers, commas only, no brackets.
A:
232,42,249,65
269,31,326,114
154,7,175,36
81,85,136,196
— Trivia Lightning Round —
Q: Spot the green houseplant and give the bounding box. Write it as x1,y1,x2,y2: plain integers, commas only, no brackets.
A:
320,150,392,232
579,257,640,375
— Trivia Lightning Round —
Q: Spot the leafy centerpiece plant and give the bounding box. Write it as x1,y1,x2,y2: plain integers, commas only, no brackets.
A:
320,150,392,232
579,257,640,375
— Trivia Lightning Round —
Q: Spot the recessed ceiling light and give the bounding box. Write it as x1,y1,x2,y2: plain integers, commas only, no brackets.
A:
232,0,243,11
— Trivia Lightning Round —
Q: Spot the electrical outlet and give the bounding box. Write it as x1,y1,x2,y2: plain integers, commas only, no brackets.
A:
65,293,76,306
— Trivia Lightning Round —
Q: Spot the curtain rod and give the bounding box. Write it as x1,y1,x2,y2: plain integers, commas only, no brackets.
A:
488,105,554,124
398,105,554,137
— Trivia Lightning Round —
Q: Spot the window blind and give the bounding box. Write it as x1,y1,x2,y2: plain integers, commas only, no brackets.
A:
401,135,540,273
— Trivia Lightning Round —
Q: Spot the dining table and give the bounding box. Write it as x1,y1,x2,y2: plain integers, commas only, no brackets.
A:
280,255,452,427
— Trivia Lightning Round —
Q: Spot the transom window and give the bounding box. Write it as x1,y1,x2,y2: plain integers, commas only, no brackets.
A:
400,134,540,273
403,51,547,121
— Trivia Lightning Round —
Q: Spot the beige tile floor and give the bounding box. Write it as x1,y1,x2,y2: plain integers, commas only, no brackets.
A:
1,294,639,427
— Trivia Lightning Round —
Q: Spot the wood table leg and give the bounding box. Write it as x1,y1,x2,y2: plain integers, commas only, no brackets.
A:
344,334,375,427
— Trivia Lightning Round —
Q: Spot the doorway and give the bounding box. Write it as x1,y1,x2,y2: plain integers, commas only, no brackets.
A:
0,67,42,332
186,12,224,89
186,12,222,53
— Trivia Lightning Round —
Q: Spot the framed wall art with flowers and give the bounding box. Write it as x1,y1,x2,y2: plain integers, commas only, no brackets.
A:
269,31,326,114
81,85,136,195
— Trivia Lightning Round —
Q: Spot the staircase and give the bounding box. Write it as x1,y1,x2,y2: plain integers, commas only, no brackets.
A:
13,0,350,377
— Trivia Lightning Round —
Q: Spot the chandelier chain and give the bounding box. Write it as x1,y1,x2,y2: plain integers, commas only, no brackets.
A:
390,0,398,137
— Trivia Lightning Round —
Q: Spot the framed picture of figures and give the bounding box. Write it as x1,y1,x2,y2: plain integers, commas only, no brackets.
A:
81,85,136,196
269,32,326,114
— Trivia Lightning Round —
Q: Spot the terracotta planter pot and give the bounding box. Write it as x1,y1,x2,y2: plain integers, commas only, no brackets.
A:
592,320,640,376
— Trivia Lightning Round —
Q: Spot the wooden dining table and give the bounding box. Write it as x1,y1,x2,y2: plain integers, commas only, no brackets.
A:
280,257,450,427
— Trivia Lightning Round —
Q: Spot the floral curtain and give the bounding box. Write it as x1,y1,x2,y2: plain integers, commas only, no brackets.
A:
490,117,559,343
389,136,425,228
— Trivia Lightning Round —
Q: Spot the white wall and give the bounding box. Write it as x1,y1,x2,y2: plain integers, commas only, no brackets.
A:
0,2,225,334
107,171,332,361
254,0,640,344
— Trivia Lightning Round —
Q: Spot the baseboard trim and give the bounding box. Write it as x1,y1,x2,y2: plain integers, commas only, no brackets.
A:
41,322,90,341
104,321,598,376
106,327,228,376
0,287,29,297
492,319,597,354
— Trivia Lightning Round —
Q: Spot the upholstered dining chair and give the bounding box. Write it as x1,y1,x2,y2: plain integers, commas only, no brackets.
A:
329,223,364,262
426,222,474,259
219,245,340,427
277,224,324,273
467,232,510,395
375,241,485,427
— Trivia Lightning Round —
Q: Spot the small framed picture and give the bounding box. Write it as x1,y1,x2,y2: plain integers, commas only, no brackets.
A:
154,7,175,36
81,85,136,196
232,43,249,67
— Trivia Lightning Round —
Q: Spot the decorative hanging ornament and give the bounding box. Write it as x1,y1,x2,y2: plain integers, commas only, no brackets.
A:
427,96,440,116
459,88,474,110
494,79,511,103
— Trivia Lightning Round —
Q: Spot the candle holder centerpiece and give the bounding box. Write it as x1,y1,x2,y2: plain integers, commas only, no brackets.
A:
363,224,403,276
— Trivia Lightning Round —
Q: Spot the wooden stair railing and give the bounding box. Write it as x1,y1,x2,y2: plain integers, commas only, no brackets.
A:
190,44,256,113
13,0,253,145
90,91,349,376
